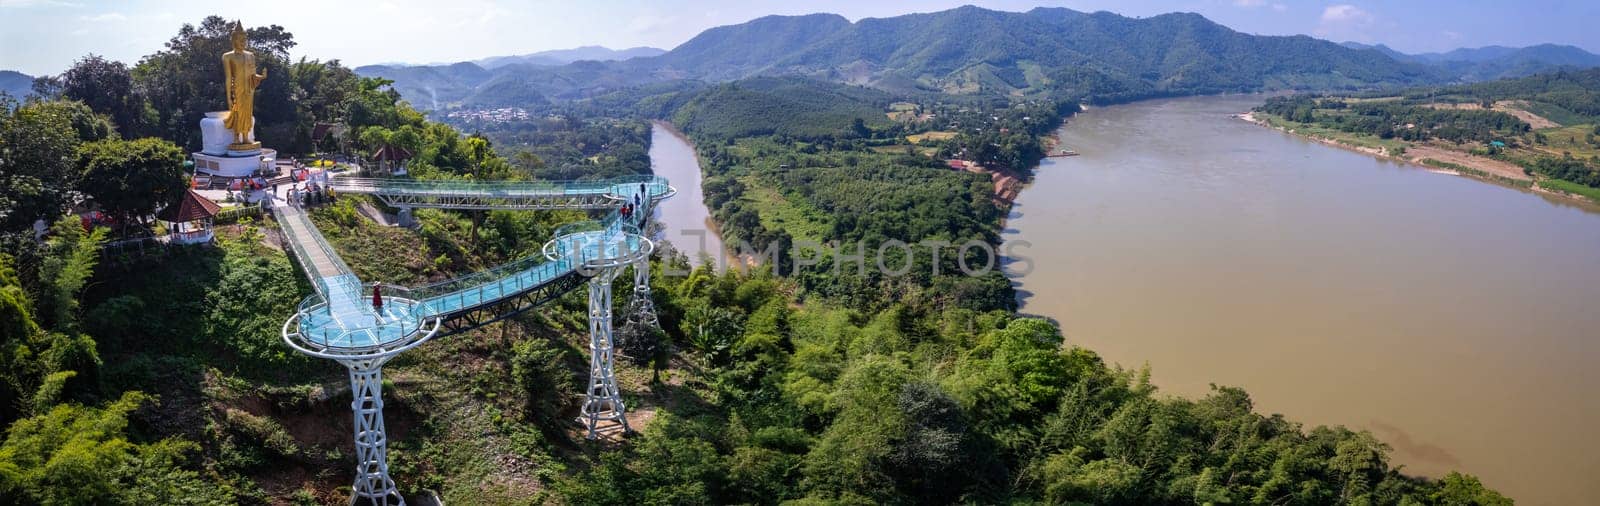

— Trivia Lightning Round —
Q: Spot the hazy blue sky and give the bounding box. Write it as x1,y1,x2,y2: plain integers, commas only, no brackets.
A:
3,0,1598,76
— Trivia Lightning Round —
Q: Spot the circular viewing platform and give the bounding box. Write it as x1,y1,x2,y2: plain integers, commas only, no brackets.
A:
282,282,441,360
603,176,676,203
543,221,653,272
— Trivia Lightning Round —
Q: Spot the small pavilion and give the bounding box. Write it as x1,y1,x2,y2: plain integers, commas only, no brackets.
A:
371,144,414,175
312,122,347,153
157,189,223,245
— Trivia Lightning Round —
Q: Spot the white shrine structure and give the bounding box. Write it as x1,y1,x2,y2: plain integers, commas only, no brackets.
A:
192,111,276,177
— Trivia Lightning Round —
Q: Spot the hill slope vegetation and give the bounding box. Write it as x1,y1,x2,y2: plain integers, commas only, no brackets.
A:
358,6,1444,109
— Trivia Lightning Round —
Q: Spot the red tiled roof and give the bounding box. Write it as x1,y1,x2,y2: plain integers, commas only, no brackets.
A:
155,189,222,222
372,144,415,162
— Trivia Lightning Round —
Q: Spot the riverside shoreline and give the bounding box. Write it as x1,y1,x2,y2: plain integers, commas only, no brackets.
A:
1234,111,1598,206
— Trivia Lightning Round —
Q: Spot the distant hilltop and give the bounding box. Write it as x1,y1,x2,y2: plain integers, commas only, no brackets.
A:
475,46,667,69
365,45,666,69
0,70,35,99
1340,42,1600,81
353,6,1600,113
356,6,1449,111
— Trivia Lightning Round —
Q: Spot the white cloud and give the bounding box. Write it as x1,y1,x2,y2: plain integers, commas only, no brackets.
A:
1272,3,1288,12
1316,4,1377,41
1321,4,1372,24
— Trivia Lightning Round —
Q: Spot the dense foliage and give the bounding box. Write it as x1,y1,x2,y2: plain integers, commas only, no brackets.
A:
1400,68,1600,119
0,98,106,232
687,128,1014,312
557,265,1512,505
0,219,244,504
933,99,1078,171
1525,155,1600,186
454,115,653,181
671,78,893,140
1257,95,1531,143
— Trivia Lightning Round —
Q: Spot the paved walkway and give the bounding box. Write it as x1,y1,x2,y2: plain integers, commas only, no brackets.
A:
274,204,349,279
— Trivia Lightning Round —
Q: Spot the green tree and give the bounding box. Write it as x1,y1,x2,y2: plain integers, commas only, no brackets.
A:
0,254,41,424
510,337,576,423
58,55,145,136
681,301,743,366
1432,472,1513,506
0,100,107,233
75,138,188,232
0,391,229,505
463,135,492,242
36,217,107,330
801,355,910,502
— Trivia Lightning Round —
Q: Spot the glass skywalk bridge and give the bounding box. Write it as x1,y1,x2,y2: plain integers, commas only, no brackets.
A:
330,175,674,211
274,174,670,504
281,178,662,351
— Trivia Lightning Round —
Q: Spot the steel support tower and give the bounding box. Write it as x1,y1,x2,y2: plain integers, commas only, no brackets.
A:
346,357,401,505
281,288,440,506
618,260,662,363
580,267,630,438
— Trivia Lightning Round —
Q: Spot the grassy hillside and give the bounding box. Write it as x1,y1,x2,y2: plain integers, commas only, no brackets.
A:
671,77,893,139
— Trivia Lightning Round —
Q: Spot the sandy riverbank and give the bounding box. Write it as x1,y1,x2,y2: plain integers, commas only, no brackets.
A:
947,160,1024,205
1232,111,1600,205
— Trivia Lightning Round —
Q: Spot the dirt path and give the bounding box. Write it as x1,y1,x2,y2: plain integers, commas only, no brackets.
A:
1404,144,1531,181
1423,101,1561,129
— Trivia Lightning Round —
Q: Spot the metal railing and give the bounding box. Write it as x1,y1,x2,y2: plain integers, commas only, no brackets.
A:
275,206,355,287
332,175,671,198
413,257,576,316
214,203,266,225
292,282,441,352
281,176,660,338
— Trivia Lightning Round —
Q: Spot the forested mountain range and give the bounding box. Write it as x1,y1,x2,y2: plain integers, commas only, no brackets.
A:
356,5,1445,110
473,45,666,69
0,70,33,99
1342,42,1600,81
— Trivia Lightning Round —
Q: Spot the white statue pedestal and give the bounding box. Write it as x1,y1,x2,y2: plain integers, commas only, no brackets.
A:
193,111,276,178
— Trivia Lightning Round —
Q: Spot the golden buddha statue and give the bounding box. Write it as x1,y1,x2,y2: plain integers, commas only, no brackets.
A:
222,21,266,151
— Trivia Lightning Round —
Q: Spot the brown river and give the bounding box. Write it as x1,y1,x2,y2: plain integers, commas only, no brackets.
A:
649,98,1600,503
1002,95,1600,505
649,122,726,265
